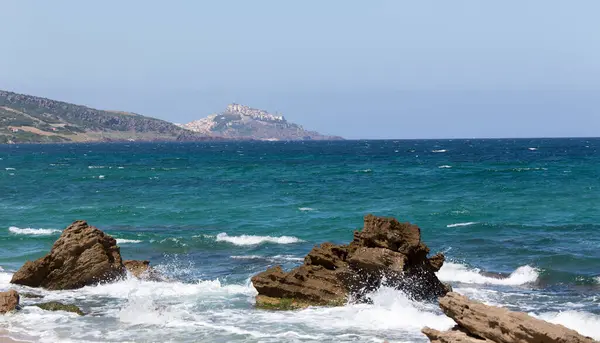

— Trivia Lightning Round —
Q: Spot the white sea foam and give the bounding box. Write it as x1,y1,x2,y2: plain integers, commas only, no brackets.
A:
98,175,105,179
216,233,303,246
528,147,538,151
298,207,315,211
595,276,600,284
88,165,105,169
432,149,447,153
230,255,304,262
437,262,539,285
536,311,600,340
5,167,15,170
355,169,373,173
439,165,452,169
8,226,61,235
116,238,142,244
446,222,477,228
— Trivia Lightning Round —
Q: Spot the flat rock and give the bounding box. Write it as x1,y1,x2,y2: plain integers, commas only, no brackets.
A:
10,220,125,290
424,292,597,343
0,290,19,314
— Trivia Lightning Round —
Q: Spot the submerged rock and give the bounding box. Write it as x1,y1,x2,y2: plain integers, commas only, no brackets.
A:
0,290,20,314
20,292,44,299
10,220,126,290
422,292,597,343
251,215,449,309
35,301,84,316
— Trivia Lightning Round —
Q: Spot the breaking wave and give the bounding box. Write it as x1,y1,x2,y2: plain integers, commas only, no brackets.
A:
446,222,477,228
116,238,142,244
8,226,61,235
536,311,600,340
437,262,539,285
215,233,304,246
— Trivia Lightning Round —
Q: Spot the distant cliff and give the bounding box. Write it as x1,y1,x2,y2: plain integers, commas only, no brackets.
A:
0,90,216,144
179,104,343,141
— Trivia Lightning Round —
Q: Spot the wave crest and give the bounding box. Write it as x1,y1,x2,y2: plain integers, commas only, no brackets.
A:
536,311,600,340
216,233,303,246
8,226,61,235
116,238,142,244
446,222,477,228
437,262,539,285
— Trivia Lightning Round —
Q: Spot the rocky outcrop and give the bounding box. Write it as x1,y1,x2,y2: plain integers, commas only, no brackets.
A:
0,290,19,314
422,292,597,343
179,103,343,141
251,215,449,309
10,220,126,290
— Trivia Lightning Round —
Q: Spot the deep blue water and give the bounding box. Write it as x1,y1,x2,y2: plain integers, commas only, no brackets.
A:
0,139,599,343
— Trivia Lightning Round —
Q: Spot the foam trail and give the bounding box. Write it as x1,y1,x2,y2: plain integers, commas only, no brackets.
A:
116,238,142,244
298,207,315,211
216,233,303,246
528,147,538,151
446,222,477,228
439,165,452,169
536,311,600,340
432,149,447,153
437,262,539,285
8,226,61,235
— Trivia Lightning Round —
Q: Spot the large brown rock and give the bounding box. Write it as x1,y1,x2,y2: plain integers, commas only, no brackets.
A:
423,292,597,343
0,290,19,314
251,214,449,309
10,221,125,290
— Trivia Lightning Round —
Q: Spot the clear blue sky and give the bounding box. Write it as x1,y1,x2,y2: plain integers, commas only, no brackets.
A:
1,1,599,138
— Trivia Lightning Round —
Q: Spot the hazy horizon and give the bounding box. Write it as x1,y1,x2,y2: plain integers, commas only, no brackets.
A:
1,1,599,139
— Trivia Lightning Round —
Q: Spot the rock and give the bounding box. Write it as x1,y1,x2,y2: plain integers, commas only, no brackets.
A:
423,292,597,343
35,301,84,316
428,253,445,272
0,290,19,314
251,265,348,307
422,327,493,343
10,220,126,290
20,292,44,299
124,260,150,278
252,214,449,309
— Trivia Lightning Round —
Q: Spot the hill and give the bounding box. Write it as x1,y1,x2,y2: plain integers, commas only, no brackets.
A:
0,90,215,144
178,104,343,141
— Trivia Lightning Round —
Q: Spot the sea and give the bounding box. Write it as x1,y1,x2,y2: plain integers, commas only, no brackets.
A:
0,139,599,343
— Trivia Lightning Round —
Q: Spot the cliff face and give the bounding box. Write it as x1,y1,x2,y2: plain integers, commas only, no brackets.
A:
179,104,343,141
0,90,216,144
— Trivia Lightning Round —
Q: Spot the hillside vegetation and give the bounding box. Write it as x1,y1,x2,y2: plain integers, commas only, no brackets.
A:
0,90,213,143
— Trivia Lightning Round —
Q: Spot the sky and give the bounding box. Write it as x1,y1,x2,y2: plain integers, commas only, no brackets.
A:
1,1,599,139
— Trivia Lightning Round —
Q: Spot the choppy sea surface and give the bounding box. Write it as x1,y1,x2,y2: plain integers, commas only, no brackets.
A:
0,139,599,343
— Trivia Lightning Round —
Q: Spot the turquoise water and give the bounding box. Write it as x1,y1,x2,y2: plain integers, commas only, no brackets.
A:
1,139,599,342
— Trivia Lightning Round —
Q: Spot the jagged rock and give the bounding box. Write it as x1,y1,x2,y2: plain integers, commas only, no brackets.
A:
35,301,84,316
428,253,445,272
0,290,19,314
124,260,150,278
10,220,125,290
423,292,597,343
251,214,449,309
